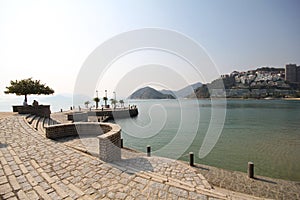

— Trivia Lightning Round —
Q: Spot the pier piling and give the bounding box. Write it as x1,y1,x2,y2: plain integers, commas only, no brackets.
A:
189,152,194,166
147,145,151,157
248,162,254,178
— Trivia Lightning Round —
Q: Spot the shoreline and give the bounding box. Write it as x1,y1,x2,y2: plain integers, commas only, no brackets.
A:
119,145,300,199
192,161,300,199
283,97,300,100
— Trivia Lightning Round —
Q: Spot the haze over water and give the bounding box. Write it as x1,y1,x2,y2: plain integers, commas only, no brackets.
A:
117,99,300,181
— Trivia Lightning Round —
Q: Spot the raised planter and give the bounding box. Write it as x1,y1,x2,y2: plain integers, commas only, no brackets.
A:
12,105,23,112
13,105,51,118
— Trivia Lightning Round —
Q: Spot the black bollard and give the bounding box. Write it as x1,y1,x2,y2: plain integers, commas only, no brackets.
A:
120,139,123,148
147,145,151,157
189,152,194,166
60,109,63,112
98,118,100,122
248,162,254,178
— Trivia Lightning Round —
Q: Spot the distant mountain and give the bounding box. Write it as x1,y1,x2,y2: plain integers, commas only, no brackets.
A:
129,87,175,99
160,82,202,98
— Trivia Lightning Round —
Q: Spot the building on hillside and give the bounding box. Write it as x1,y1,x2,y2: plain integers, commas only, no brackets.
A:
298,67,300,82
285,64,300,83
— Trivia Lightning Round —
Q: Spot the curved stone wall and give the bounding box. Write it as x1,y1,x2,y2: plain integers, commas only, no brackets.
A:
45,122,121,162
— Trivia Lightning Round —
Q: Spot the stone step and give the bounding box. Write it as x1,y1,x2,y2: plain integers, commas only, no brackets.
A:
43,118,49,128
37,117,45,132
138,171,228,199
25,114,32,120
26,115,36,124
31,116,41,130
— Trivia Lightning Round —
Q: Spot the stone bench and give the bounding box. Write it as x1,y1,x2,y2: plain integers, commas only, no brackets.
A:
45,122,121,162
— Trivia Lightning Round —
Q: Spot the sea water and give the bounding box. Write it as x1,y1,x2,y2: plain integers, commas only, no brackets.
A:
116,99,300,181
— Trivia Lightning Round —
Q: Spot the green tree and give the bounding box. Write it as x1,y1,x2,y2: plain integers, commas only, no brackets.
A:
93,97,100,109
119,99,124,107
103,96,108,107
4,78,54,103
110,99,118,109
84,101,90,108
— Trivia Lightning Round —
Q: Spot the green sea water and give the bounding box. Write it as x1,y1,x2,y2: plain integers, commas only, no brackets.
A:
116,99,300,181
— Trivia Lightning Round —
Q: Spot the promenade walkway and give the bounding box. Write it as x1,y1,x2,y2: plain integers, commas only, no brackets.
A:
0,113,269,199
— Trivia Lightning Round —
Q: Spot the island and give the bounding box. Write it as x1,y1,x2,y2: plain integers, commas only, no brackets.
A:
129,86,175,99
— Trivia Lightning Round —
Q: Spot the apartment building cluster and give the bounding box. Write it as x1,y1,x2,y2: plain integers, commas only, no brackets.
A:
285,64,300,83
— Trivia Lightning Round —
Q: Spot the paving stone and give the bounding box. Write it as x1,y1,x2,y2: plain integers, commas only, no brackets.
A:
7,197,18,200
2,191,15,199
26,190,39,200
0,175,8,185
13,156,22,165
16,190,30,200
19,164,29,174
25,173,38,186
169,186,189,198
115,191,127,199
51,183,69,199
48,191,62,200
40,172,55,184
8,175,21,191
34,185,52,200
3,164,13,176
68,183,85,196
0,183,12,195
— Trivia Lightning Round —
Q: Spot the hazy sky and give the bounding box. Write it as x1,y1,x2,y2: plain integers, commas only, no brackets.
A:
1,0,300,99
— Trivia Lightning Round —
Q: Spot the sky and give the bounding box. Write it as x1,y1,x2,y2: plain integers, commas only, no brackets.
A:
1,0,300,102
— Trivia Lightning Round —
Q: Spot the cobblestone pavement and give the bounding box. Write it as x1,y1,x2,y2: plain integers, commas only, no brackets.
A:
1,114,266,199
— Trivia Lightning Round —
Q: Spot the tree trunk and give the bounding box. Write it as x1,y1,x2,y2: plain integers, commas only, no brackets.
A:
24,94,27,103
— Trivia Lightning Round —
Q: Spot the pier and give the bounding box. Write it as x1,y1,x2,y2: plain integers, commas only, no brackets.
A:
65,107,138,123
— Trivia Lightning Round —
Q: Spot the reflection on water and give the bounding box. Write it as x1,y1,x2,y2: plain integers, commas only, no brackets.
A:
117,99,300,181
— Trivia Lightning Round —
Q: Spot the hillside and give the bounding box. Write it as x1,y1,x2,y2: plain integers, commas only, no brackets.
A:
191,67,300,99
160,82,202,98
129,87,175,99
